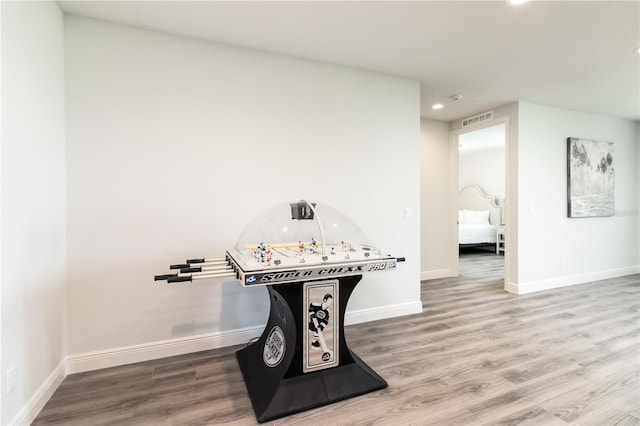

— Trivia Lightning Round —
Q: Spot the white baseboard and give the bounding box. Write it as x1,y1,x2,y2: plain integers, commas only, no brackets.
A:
344,300,423,326
505,281,519,294
508,266,639,295
66,300,423,375
10,360,66,426
420,269,453,281
67,325,265,374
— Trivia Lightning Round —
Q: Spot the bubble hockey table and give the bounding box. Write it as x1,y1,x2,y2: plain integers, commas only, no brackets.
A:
155,201,405,422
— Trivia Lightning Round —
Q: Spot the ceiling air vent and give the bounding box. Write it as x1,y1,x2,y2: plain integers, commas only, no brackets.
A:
461,111,493,127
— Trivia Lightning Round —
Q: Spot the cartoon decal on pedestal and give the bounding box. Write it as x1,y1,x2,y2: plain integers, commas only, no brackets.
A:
303,280,339,372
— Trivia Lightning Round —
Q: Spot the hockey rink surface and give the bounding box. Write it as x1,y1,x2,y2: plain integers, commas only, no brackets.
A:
236,241,382,271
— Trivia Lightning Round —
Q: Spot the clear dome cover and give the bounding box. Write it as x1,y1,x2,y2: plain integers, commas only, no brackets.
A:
230,200,381,271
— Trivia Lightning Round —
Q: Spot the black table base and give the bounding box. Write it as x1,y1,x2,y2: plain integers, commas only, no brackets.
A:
236,275,387,423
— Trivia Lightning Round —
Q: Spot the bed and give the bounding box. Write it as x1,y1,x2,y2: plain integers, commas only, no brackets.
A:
458,185,502,250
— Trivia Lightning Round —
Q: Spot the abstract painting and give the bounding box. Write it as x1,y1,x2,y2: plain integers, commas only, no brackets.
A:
567,137,614,218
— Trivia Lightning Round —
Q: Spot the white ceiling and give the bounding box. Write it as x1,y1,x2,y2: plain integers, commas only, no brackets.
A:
57,0,640,122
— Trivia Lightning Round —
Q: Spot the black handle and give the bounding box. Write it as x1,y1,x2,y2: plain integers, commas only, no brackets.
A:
167,276,192,283
397,257,406,262
170,263,190,270
180,267,202,273
154,274,177,281
187,258,205,264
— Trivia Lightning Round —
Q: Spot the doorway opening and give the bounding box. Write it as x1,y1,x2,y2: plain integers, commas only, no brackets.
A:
451,121,508,289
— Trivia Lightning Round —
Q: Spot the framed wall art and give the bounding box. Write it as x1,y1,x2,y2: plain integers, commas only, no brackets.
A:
567,137,614,218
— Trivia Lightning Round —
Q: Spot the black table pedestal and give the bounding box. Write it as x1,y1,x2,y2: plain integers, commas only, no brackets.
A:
236,275,387,423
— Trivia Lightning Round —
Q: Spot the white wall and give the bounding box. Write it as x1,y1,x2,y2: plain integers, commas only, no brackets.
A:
420,119,452,279
64,16,422,367
459,147,505,201
515,102,639,293
1,2,67,424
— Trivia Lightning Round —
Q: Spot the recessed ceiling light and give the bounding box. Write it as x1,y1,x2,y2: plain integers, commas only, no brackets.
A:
432,104,444,110
635,47,640,55
508,0,529,5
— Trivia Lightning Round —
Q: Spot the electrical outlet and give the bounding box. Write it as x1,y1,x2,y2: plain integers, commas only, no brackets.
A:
7,365,16,395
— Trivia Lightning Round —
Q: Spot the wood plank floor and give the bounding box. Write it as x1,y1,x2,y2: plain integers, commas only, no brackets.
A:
34,252,640,425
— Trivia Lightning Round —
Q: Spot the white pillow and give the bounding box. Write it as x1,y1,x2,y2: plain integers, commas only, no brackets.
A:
458,210,467,224
464,210,490,225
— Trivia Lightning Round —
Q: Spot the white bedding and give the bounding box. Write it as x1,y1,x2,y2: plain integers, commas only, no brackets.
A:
459,224,497,244
458,187,502,246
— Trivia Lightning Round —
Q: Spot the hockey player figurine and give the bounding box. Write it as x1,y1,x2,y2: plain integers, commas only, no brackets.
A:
257,242,267,263
298,240,304,253
310,237,318,254
266,245,272,265
340,240,346,251
308,294,333,350
330,246,336,255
